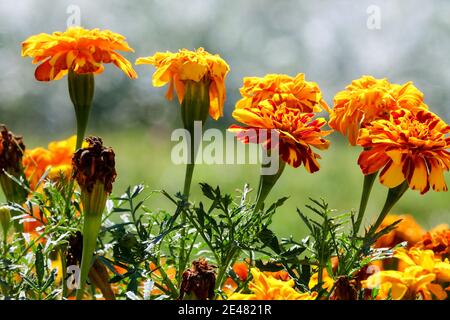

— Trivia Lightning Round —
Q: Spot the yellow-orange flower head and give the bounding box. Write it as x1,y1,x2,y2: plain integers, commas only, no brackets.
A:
227,268,317,300
230,99,331,172
357,109,450,194
329,76,426,145
136,48,230,120
236,73,329,113
23,136,83,190
22,27,137,81
363,248,450,300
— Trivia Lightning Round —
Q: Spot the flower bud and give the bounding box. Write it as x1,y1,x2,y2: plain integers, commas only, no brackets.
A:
0,206,11,236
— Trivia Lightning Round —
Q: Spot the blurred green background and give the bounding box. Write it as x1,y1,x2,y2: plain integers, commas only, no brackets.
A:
0,0,449,238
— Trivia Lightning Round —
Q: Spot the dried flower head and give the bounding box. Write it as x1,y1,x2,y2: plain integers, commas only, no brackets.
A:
72,136,116,194
0,125,25,175
180,258,216,300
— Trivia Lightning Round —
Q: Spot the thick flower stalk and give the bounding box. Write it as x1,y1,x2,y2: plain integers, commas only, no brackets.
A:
329,76,428,235
0,206,11,244
0,126,28,232
22,27,137,149
136,48,229,196
357,108,450,236
230,96,330,211
72,137,116,300
228,268,318,300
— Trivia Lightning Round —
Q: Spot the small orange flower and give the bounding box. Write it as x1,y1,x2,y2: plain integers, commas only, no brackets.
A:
329,76,426,145
236,73,328,113
22,27,137,81
136,48,229,120
357,108,450,194
374,214,425,249
230,99,331,171
23,136,81,190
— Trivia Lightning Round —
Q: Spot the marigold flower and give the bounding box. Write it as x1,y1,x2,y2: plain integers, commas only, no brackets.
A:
357,108,450,194
413,228,450,258
136,48,229,120
21,27,137,81
363,248,450,300
23,135,81,190
230,99,331,171
329,76,426,145
228,268,317,300
236,73,329,113
374,214,425,249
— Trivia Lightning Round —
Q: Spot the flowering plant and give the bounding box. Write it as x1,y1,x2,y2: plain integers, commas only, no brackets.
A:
0,26,449,302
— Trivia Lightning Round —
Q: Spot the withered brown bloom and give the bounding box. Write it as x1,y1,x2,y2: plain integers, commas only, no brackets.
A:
330,276,358,300
72,136,116,194
0,125,25,175
180,258,216,300
0,125,28,206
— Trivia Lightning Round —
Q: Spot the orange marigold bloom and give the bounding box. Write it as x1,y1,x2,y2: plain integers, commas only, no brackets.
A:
414,228,450,258
357,108,450,194
329,76,426,145
236,73,328,113
230,99,331,171
374,214,425,249
22,27,137,81
23,136,81,190
136,48,229,120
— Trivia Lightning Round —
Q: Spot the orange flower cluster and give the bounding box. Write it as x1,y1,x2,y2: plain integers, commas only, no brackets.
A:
357,109,450,194
329,76,426,145
22,27,137,81
23,136,81,190
230,76,331,171
363,248,450,300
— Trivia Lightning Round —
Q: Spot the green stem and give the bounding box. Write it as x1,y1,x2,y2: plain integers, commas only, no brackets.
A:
354,171,378,236
59,246,68,298
254,159,286,213
367,181,409,238
215,247,239,291
76,214,102,300
176,79,210,287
